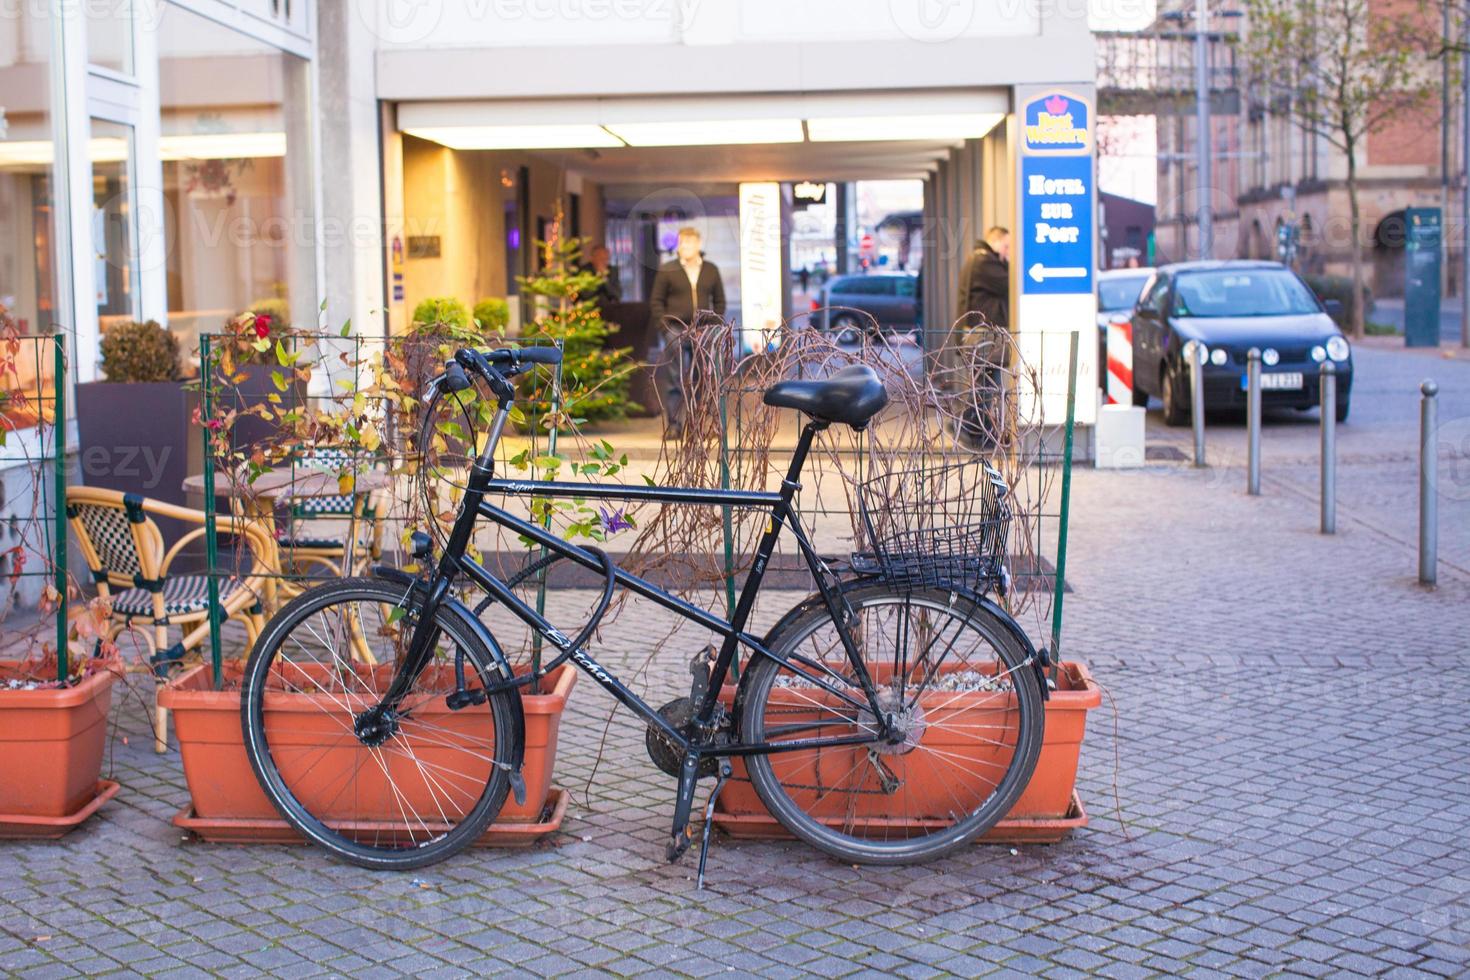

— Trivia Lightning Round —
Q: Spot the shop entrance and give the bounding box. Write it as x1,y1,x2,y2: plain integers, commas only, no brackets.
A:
388,89,1013,360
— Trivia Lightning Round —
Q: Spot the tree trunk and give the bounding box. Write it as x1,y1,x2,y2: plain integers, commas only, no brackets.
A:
1345,144,1366,339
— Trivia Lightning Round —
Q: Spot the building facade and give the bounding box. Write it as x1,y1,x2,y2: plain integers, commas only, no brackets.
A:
2,0,1100,406
1148,0,1455,299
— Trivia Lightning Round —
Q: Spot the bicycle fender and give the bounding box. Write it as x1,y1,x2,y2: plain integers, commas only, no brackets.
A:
369,565,528,770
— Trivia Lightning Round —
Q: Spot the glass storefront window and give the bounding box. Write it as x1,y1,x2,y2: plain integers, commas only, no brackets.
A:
86,0,135,75
158,2,316,368
91,119,141,329
0,1,61,336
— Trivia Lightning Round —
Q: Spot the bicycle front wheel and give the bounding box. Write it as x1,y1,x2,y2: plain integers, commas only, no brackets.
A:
241,577,520,870
739,584,1044,865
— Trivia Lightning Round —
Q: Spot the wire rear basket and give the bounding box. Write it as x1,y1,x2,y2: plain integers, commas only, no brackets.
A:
852,458,1012,593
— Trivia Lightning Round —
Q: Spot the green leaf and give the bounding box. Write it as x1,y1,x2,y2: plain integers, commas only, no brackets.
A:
339,319,352,338
271,370,287,392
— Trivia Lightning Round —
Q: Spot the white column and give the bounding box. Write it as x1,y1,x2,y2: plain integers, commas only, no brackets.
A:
315,0,386,340
56,0,99,381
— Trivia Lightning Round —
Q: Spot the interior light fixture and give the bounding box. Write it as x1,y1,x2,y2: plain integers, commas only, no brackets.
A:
806,112,1004,143
159,132,287,160
403,125,625,150
603,118,804,147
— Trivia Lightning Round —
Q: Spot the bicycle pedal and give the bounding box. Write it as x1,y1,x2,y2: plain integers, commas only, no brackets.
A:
666,829,693,863
444,688,487,711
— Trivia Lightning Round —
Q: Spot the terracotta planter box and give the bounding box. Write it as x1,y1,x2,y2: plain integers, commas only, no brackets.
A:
158,661,576,845
713,661,1099,844
0,662,119,838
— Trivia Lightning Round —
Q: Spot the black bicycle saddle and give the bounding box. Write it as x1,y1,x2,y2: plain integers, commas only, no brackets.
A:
762,365,889,429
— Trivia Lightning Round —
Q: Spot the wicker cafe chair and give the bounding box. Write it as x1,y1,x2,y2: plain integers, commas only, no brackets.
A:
273,446,385,579
65,486,274,752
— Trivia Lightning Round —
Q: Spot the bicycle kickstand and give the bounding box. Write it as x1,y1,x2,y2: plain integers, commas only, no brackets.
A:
696,762,733,890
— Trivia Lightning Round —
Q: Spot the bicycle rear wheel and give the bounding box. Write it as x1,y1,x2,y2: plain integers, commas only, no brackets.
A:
241,577,520,870
738,583,1044,865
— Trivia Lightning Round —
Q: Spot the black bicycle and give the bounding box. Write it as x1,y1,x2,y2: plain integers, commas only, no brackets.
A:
240,345,1046,872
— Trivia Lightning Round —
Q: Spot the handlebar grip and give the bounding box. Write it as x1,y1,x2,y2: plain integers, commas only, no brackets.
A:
514,346,563,366
443,360,472,393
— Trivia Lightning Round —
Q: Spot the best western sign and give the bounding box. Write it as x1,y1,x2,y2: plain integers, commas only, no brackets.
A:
1013,86,1098,425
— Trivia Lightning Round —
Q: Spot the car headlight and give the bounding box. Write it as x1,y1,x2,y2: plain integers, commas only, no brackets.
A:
1262,347,1280,366
1311,345,1326,363
1326,336,1350,361
1210,348,1228,366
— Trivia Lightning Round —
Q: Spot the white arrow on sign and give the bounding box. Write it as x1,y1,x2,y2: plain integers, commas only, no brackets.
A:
1029,263,1089,283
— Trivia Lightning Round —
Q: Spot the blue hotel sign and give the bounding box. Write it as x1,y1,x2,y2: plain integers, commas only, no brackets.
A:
1019,90,1094,295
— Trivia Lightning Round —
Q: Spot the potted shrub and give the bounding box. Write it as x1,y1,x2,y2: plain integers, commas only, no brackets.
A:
0,609,122,839
711,661,1100,845
158,660,575,846
75,320,203,552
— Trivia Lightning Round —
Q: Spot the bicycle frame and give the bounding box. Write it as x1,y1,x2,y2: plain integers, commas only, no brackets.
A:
394,399,890,763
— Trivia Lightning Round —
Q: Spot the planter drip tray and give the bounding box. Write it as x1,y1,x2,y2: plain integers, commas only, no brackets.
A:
0,780,121,840
172,787,569,848
711,790,1088,846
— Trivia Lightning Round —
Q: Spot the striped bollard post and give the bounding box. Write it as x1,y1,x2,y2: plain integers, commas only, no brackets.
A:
1105,319,1132,406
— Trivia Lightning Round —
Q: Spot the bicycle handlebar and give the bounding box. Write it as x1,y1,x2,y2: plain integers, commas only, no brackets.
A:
430,345,563,401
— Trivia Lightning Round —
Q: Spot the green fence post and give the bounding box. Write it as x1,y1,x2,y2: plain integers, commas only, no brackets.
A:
1047,331,1079,681
53,334,68,681
718,340,737,623
200,334,223,690
530,341,566,688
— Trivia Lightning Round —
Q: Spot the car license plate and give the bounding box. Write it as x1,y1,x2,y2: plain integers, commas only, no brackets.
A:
1241,372,1303,391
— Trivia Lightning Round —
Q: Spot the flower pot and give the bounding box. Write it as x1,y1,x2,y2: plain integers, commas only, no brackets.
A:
0,662,118,838
157,661,576,845
712,661,1100,845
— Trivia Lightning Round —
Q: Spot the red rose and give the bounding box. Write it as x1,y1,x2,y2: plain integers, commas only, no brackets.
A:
253,314,272,339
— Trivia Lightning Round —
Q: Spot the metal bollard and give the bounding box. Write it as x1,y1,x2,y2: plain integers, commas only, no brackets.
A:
1320,362,1336,534
1420,380,1439,585
1246,347,1262,495
1190,341,1207,467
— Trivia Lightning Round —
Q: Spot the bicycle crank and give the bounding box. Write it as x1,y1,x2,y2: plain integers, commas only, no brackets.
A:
645,697,721,778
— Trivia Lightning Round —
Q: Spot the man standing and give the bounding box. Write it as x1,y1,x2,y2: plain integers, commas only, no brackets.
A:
955,226,1012,448
957,226,1011,331
649,227,727,434
585,244,622,309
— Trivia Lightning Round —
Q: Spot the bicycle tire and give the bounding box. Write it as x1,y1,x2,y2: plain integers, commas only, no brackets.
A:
242,577,520,870
738,583,1044,865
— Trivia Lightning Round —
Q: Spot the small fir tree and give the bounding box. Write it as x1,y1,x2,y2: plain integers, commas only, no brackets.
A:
516,234,638,428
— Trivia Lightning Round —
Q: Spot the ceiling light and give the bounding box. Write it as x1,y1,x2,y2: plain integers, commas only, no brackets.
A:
604,118,803,147
404,125,624,150
807,112,1004,143
159,132,287,160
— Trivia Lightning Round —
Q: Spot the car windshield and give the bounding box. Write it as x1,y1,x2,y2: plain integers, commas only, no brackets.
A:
1172,269,1320,318
1098,275,1150,311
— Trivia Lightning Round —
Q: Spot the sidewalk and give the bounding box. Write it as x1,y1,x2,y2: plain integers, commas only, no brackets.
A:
3,344,1469,976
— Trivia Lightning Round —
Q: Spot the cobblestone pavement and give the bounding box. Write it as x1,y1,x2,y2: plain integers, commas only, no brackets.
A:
3,349,1469,978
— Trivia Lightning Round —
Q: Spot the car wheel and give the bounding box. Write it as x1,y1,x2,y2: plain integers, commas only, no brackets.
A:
1336,398,1350,424
1161,362,1189,427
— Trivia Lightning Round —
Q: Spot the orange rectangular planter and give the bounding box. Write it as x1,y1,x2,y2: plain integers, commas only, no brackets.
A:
713,661,1100,843
158,661,576,840
0,662,118,837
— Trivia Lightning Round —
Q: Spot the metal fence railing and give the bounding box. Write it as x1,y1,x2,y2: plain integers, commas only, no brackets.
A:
0,332,69,678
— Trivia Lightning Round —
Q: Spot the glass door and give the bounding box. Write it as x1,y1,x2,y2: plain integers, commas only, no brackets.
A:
89,118,142,332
